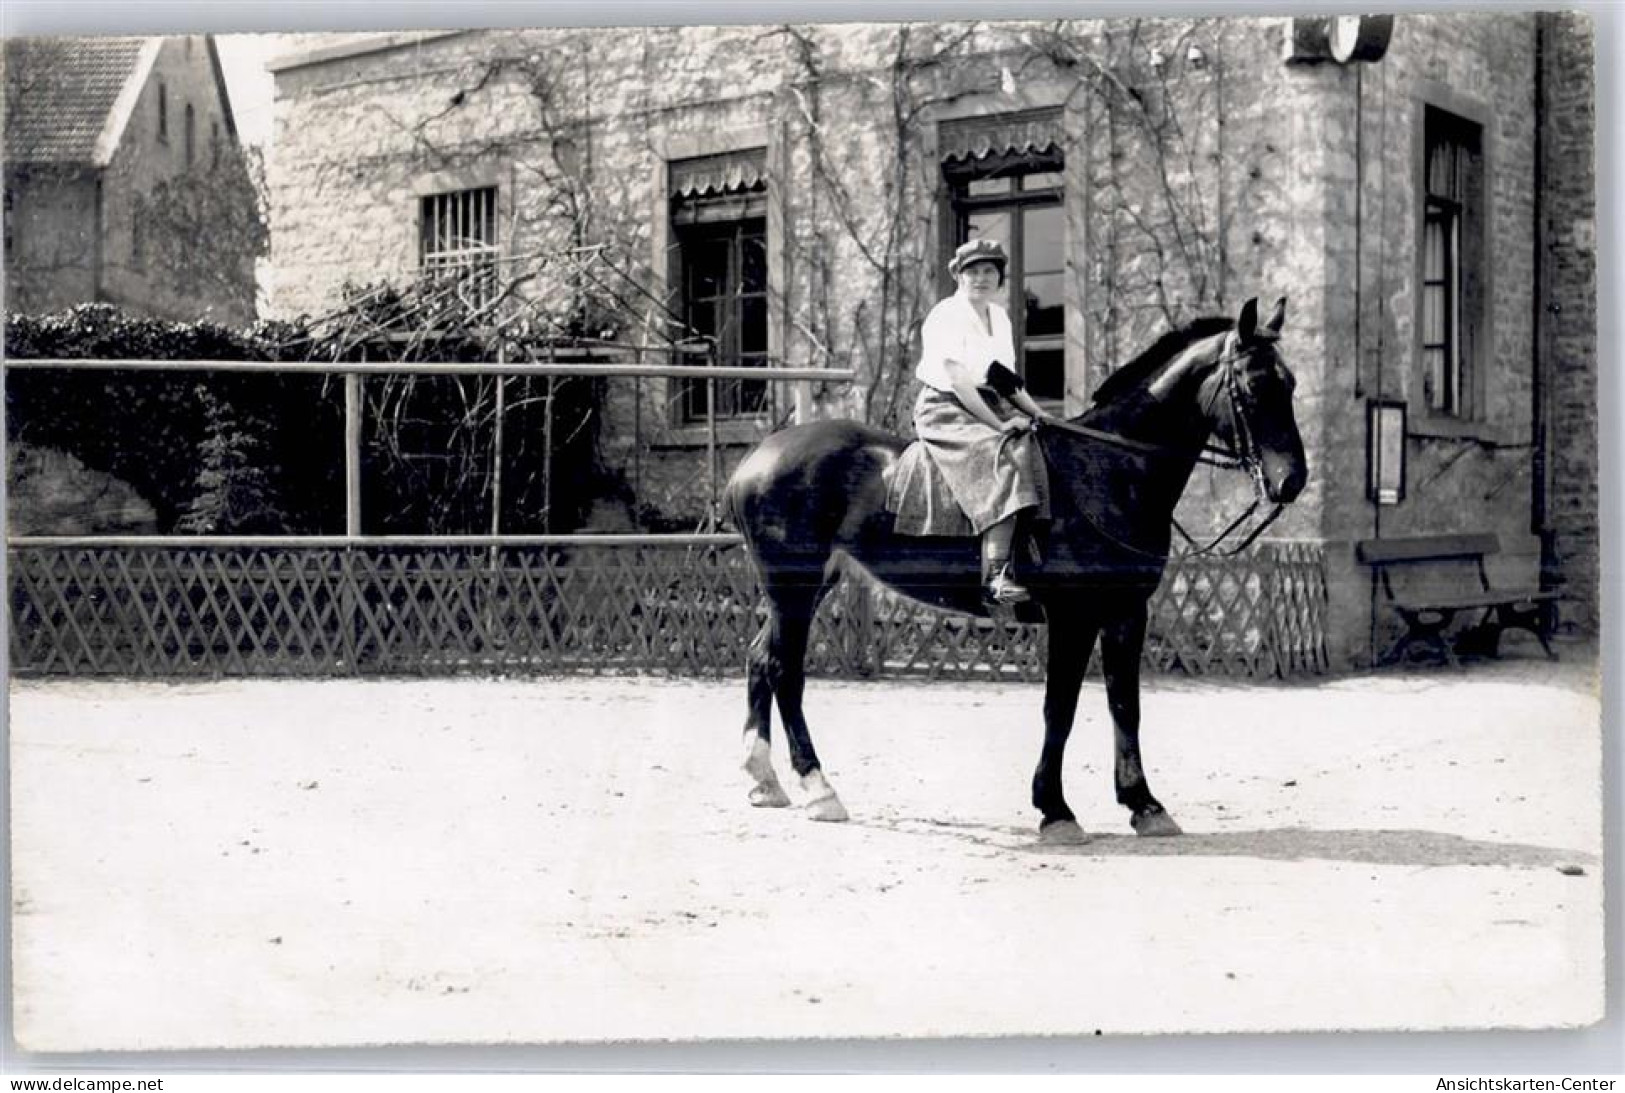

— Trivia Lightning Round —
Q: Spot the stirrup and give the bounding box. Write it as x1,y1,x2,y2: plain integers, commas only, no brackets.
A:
983,562,1031,606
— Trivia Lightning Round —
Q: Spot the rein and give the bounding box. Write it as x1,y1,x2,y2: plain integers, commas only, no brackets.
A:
1038,339,1284,559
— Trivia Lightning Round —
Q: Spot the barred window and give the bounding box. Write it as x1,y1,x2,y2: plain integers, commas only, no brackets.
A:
420,187,499,310
1421,107,1483,419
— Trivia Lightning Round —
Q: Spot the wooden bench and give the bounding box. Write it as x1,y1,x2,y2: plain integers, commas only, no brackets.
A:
1355,533,1560,666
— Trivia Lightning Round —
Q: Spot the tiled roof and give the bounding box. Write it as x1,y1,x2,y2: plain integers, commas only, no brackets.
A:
3,36,150,166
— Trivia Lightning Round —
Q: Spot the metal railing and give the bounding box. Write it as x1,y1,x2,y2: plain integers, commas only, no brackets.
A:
4,357,852,539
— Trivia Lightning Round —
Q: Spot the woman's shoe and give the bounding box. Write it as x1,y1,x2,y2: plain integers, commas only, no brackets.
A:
983,562,1031,606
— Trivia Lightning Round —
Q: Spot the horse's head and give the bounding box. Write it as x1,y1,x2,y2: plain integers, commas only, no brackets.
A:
1085,297,1308,507
1193,297,1308,504
1221,297,1308,503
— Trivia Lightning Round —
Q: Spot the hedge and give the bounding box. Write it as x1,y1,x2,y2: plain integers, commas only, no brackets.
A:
5,303,608,535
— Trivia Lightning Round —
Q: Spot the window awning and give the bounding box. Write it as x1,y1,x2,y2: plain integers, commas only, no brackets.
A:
670,148,768,199
938,107,1063,163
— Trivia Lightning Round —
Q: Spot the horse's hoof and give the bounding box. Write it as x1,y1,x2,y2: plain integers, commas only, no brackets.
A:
800,770,849,822
748,783,792,808
805,794,850,823
1038,820,1090,845
742,736,790,807
1132,811,1183,837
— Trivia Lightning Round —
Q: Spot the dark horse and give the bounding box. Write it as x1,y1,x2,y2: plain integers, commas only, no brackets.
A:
724,297,1307,842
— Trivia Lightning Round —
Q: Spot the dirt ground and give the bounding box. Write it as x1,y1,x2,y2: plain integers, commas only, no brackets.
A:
6,650,1607,1051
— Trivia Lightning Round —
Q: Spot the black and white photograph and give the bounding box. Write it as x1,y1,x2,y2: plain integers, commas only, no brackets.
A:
1,0,1613,1066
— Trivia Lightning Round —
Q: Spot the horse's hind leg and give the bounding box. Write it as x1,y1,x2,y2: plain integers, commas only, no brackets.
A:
772,607,847,823
752,571,847,822
742,618,791,808
740,569,846,820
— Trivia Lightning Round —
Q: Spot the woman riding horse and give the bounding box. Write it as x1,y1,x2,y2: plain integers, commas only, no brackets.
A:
726,296,1306,839
913,238,1058,606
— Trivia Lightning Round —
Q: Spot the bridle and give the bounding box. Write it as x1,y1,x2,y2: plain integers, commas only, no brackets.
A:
1038,330,1287,560
1179,331,1286,555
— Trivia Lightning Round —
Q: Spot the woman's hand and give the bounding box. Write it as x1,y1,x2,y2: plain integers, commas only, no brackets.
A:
999,416,1033,434
1010,389,1059,423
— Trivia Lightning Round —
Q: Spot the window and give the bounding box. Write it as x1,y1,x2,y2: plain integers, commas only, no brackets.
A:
673,220,769,422
1421,106,1484,419
184,103,195,165
157,81,168,143
419,187,499,309
941,110,1066,402
670,149,769,423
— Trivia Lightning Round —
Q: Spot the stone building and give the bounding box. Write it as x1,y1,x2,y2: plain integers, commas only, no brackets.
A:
3,34,262,325
265,13,1597,667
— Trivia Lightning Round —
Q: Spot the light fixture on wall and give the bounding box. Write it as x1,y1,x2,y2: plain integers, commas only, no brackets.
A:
1284,14,1395,65
1366,399,1408,505
1186,43,1207,68
1330,15,1394,63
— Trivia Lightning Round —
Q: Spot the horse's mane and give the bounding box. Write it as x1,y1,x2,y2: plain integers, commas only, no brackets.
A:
1089,316,1236,407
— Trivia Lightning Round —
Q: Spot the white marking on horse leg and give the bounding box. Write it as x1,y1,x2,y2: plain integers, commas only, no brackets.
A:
800,769,849,823
742,734,791,808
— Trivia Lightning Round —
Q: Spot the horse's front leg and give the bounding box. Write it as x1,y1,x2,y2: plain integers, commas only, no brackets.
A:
1100,606,1182,836
1032,609,1099,844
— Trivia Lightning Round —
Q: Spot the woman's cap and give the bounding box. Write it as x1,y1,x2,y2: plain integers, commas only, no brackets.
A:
948,237,1008,276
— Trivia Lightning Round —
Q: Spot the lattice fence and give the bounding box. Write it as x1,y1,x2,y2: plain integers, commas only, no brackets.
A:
7,540,1327,679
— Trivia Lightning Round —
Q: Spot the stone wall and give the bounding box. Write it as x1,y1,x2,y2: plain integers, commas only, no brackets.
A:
1540,12,1599,633
1071,18,1342,551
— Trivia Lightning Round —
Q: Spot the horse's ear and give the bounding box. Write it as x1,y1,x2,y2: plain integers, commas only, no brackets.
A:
1265,296,1286,335
1236,297,1260,341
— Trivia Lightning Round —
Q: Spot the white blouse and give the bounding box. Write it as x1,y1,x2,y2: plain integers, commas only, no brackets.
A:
915,291,1017,392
